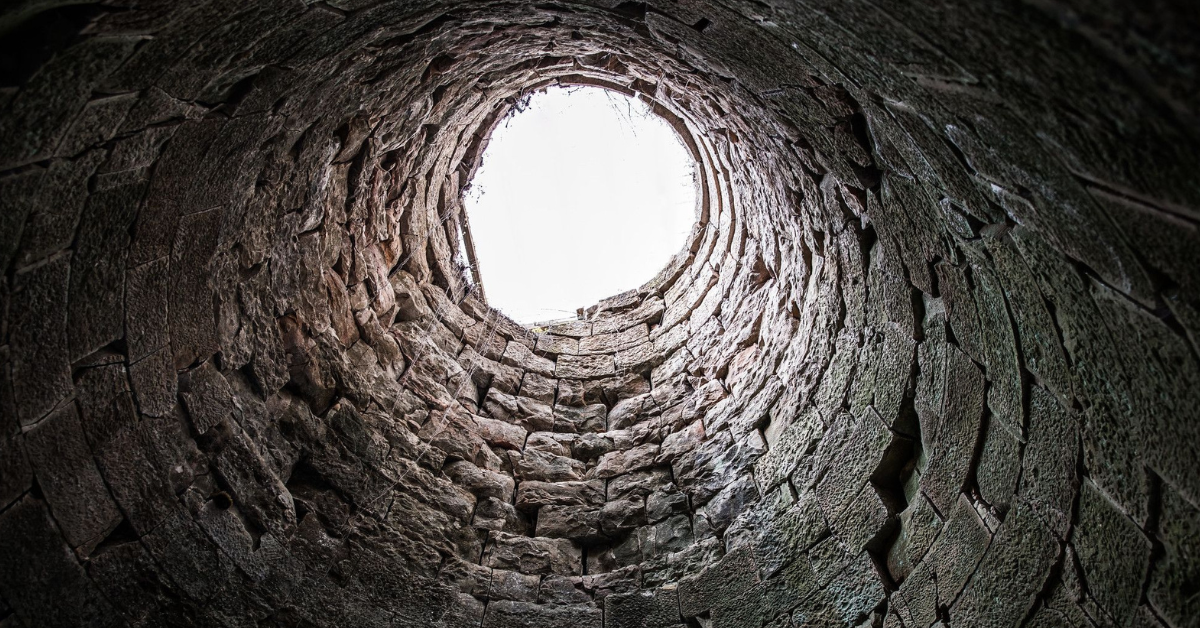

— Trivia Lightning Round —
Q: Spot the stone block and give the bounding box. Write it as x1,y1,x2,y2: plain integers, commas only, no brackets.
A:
1019,386,1079,537
1147,482,1200,625
503,342,556,377
591,443,661,479
9,255,72,424
932,494,992,607
516,480,605,511
976,419,1022,513
678,546,760,617
536,333,579,355
520,372,558,403
482,600,602,628
169,206,222,369
485,388,555,432
483,532,582,575
579,324,649,354
1074,480,1152,626
179,360,238,436
490,569,541,602
513,448,586,482
0,497,122,627
536,505,603,541
557,354,616,379
554,403,608,433
473,414,528,450
952,500,1059,627
445,460,515,502
605,587,681,628
25,404,123,551
920,346,985,514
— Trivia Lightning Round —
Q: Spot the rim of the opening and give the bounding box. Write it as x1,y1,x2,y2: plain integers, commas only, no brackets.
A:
454,75,715,326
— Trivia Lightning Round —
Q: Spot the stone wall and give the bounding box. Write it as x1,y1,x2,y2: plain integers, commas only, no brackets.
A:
0,1,1197,627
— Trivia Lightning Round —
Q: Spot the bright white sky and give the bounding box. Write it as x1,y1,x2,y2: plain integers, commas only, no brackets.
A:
463,86,697,324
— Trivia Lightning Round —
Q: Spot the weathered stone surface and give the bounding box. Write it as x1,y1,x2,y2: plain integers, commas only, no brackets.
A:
1147,482,1200,626
605,587,681,628
931,494,992,607
520,372,558,403
536,505,603,541
953,501,1060,627
445,460,515,501
128,345,177,417
678,546,760,617
645,485,690,523
503,342,556,378
9,255,72,424
473,414,529,450
1,2,1193,625
1074,480,1152,626
483,532,582,575
886,494,942,583
920,346,985,514
557,354,616,379
24,405,123,551
592,443,661,480
1020,386,1079,537
68,173,145,360
482,600,602,628
485,388,556,433
579,324,649,354
517,480,605,511
976,420,1022,513
554,403,608,433
170,207,222,369
513,448,586,482
0,497,121,627
536,333,579,355
490,569,541,602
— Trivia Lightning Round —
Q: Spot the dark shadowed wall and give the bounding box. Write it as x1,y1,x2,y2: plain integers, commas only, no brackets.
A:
0,1,1197,627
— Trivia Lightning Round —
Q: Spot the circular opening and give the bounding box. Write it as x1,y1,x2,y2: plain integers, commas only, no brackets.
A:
462,85,698,324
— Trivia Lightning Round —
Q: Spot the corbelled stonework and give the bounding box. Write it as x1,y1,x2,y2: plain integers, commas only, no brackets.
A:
0,1,1197,627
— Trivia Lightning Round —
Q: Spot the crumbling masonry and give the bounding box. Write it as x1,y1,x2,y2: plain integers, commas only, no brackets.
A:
0,1,1198,627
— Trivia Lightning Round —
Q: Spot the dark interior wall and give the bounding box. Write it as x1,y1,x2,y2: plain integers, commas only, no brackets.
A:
0,1,1197,627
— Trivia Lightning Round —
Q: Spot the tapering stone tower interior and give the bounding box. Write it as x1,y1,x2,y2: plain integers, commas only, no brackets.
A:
1,2,1198,627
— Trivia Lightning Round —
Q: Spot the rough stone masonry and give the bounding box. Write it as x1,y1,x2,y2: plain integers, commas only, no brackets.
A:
0,1,1198,627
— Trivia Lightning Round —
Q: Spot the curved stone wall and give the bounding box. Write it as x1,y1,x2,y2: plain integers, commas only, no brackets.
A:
0,2,1197,627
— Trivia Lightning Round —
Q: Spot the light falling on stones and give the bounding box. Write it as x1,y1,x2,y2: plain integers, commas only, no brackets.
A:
0,2,1197,628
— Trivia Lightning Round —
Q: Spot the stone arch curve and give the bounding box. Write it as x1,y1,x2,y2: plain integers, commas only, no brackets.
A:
0,2,1197,628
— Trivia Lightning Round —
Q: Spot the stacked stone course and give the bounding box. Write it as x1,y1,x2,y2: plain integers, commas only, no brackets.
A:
0,1,1198,627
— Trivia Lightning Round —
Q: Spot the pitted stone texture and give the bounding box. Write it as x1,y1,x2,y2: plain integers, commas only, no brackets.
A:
0,0,1196,626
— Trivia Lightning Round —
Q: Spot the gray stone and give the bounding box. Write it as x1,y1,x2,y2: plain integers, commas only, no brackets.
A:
678,546,760,618
605,587,681,628
483,532,582,575
554,403,608,433
1074,480,1152,626
952,500,1060,627
516,480,605,511
557,354,617,379
513,448,586,482
482,600,602,628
